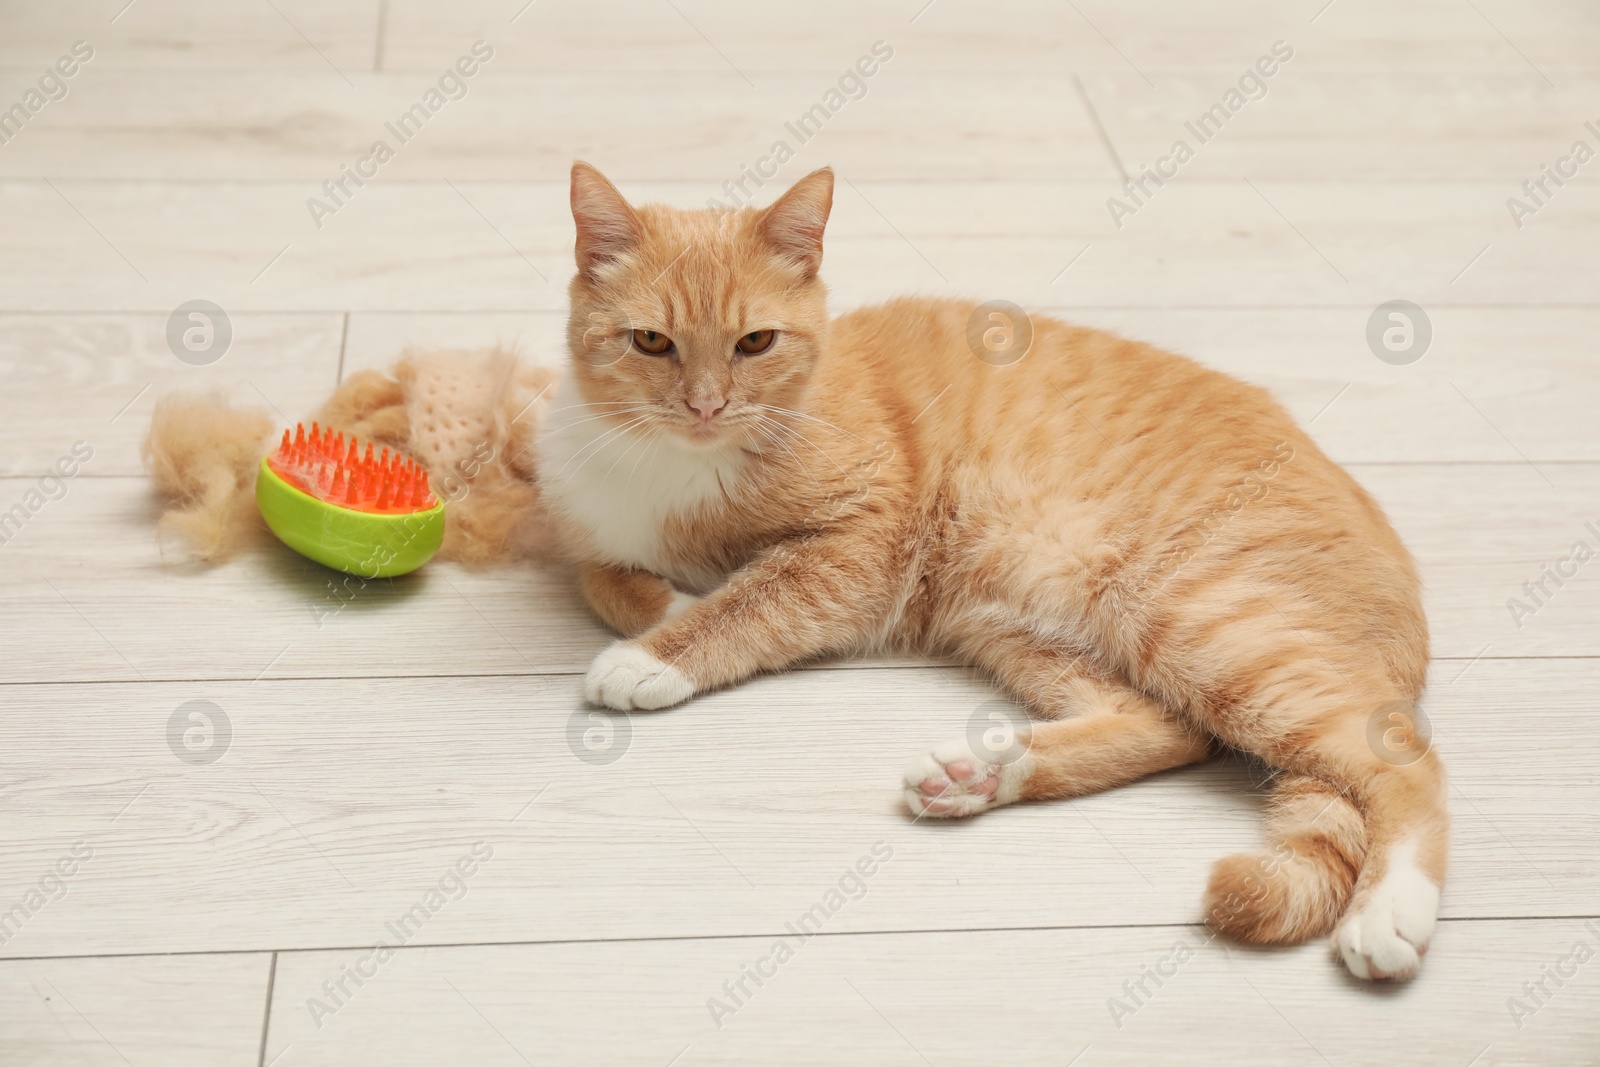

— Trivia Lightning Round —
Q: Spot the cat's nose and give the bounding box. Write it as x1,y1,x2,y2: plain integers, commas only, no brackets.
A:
688,395,727,422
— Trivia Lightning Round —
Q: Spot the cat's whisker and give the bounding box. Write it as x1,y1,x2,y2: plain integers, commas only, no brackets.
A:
749,413,815,464
765,426,842,474
548,404,658,431
555,413,660,481
604,416,664,482
546,398,652,418
623,425,667,505
757,403,862,441
743,416,808,473
557,416,653,477
752,413,847,475
548,398,641,410
704,437,740,498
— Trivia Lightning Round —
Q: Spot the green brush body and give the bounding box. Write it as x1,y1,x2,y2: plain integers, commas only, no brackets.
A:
256,423,445,578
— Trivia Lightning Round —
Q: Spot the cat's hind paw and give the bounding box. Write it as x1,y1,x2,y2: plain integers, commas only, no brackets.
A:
583,641,693,711
1332,845,1440,981
902,736,1025,819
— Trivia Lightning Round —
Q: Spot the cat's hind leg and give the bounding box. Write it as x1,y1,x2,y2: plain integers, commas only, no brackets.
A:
904,636,1211,818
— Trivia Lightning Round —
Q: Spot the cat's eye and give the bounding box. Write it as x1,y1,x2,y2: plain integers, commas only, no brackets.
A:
735,329,776,355
631,329,674,356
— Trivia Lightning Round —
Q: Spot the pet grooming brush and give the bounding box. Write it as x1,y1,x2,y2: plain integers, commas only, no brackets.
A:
256,422,445,577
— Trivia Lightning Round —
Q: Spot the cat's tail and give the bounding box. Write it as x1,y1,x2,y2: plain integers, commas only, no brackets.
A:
1201,773,1366,943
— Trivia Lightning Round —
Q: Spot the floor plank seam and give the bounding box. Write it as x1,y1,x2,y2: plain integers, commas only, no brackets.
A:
0,652,1585,689
10,914,1596,965
7,303,1600,313
38,459,1600,484
335,311,350,386
256,951,279,1067
1071,72,1129,181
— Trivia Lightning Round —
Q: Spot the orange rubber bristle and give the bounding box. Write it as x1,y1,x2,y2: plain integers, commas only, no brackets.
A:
266,422,439,515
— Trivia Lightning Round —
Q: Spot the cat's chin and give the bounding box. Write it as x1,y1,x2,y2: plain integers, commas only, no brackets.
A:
679,423,736,448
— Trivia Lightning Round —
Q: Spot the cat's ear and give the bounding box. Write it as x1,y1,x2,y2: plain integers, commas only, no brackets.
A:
571,161,642,275
759,167,834,277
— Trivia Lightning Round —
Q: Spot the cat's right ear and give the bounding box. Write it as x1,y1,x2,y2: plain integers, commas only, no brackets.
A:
571,161,642,275
759,167,834,278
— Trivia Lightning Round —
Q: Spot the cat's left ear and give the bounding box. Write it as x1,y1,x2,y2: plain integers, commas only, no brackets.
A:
759,167,834,277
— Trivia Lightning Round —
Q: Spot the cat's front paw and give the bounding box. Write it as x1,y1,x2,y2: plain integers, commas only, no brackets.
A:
902,736,1026,819
584,641,694,711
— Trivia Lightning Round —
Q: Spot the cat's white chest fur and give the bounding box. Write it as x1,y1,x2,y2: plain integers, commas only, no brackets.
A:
536,372,743,584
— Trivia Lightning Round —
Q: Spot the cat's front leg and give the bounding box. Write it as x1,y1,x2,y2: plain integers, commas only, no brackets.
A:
582,533,894,711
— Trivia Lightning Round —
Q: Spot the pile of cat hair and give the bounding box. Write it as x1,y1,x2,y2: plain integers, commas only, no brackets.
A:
141,347,555,567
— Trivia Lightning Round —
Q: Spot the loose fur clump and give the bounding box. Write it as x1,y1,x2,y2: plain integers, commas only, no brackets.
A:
540,162,1449,983
322,349,555,564
142,347,555,566
143,393,274,561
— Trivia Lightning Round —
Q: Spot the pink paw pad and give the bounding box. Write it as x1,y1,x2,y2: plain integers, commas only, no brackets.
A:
902,742,1013,819
946,760,979,782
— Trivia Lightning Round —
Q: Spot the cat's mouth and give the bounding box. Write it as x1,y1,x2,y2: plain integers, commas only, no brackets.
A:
684,419,731,446
675,407,745,446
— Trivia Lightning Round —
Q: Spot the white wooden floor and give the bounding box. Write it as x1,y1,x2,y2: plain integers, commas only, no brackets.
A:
2,1,1598,1064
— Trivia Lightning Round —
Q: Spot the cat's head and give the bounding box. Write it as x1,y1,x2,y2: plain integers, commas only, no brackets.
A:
565,161,834,448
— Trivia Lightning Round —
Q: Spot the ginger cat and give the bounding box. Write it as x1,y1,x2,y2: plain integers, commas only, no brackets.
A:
536,162,1447,982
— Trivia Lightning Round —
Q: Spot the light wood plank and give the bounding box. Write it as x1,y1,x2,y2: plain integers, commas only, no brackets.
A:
4,4,1588,195
0,476,607,683
0,660,1593,958
262,921,1600,1065
4,63,1594,183
0,461,1593,685
380,0,1600,75
0,69,1114,181
0,180,1592,313
0,312,345,476
0,953,270,1067
9,0,1581,82
0,0,378,70
1081,70,1600,180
